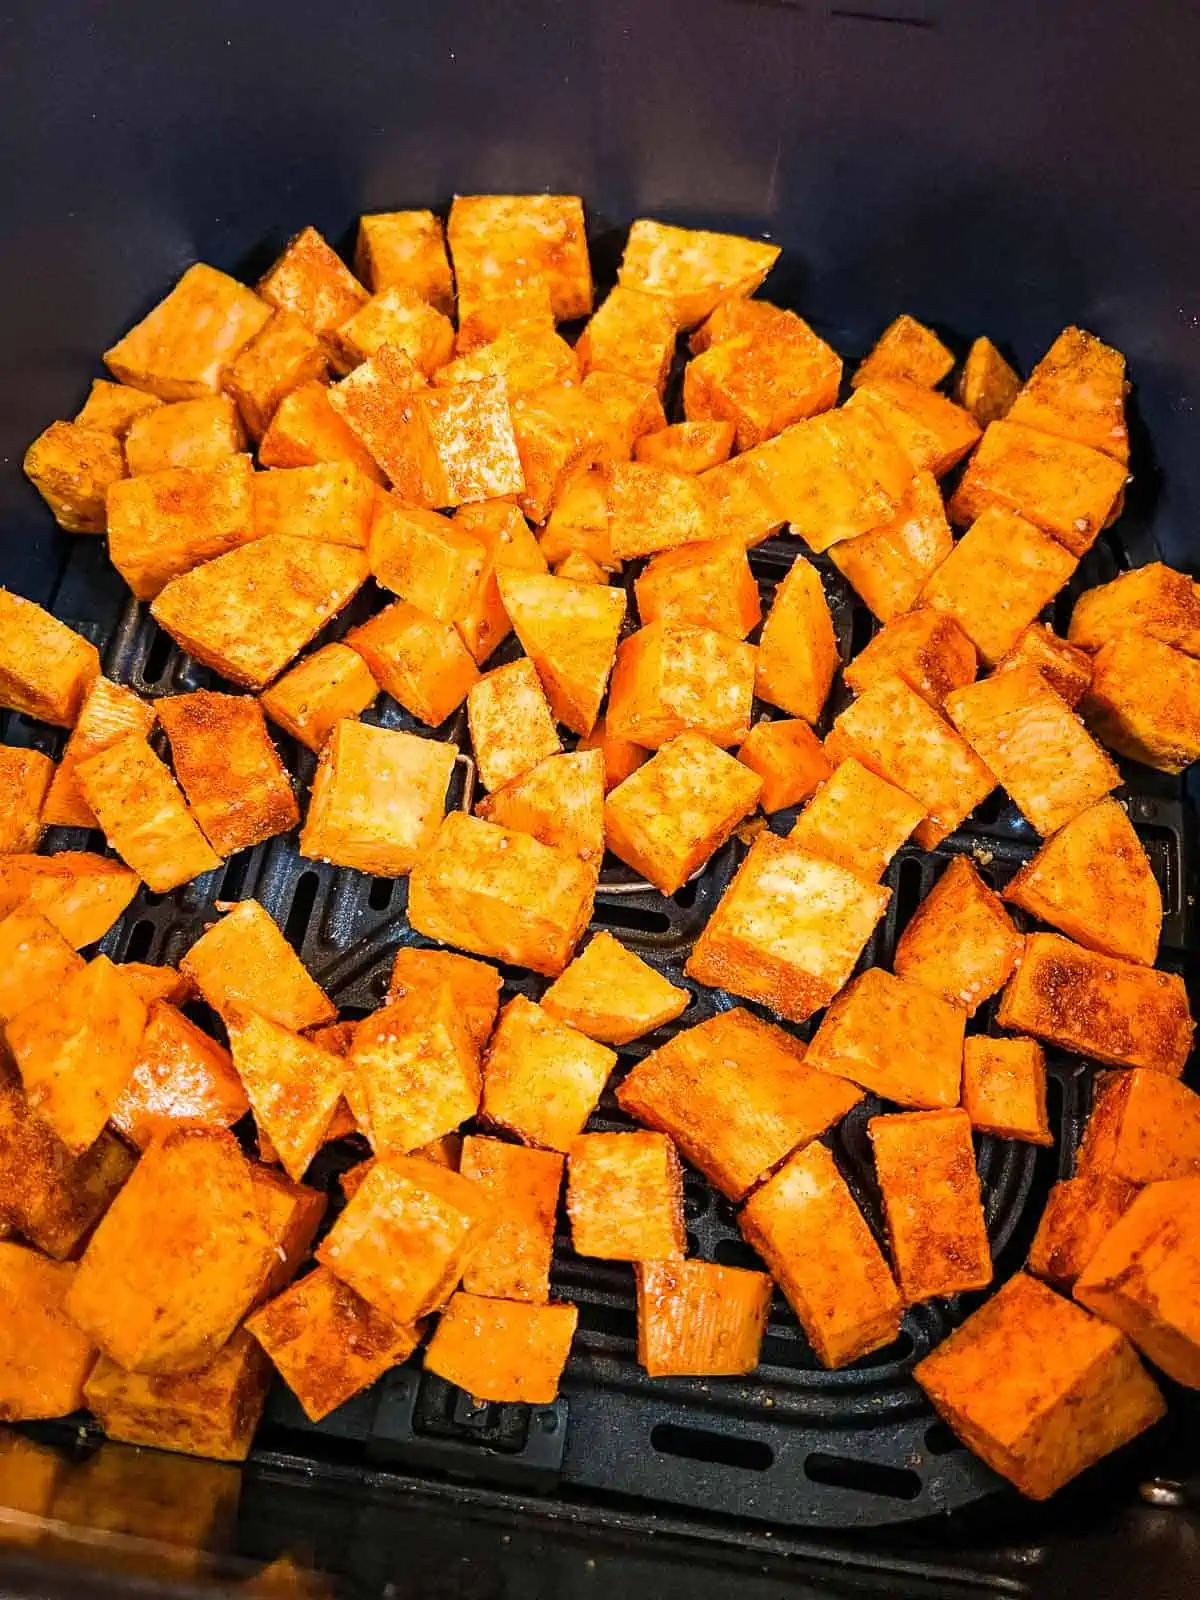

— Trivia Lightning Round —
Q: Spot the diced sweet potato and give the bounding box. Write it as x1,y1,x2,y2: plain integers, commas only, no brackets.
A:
634,419,736,473
961,1035,1051,1146
754,406,913,553
181,900,335,1031
481,995,615,1151
607,462,712,560
1008,326,1129,463
0,747,52,851
541,931,689,1046
617,219,780,329
355,209,454,314
1028,1173,1139,1291
409,812,595,976
226,1009,344,1183
0,851,136,949
408,377,528,509
689,297,791,354
253,462,377,549
453,499,548,666
736,718,831,813
847,379,980,478
828,469,953,624
1069,562,1200,658
477,748,606,866
434,325,578,397
260,643,378,753
806,967,966,1108
894,854,1023,1014
299,720,454,876
258,226,368,353
741,1142,902,1368
698,451,786,547
459,1137,563,1303
258,380,386,482
754,556,837,722
607,621,755,749
110,1001,247,1150
635,537,760,640
347,600,479,728
869,1108,992,1302
997,935,1194,1077
564,357,668,464
919,508,1078,666
124,394,245,475
424,1291,577,1404
324,343,429,492
448,194,592,321
844,610,976,710
467,658,561,793
455,285,556,354
567,1131,685,1262
996,622,1093,707
0,588,100,728
0,905,84,1024
76,378,163,437
368,499,484,613
0,1245,96,1419
223,310,328,439
853,314,954,390
957,336,1020,426
43,679,156,829
158,691,297,856
509,385,602,525
684,313,842,449
636,1259,771,1378
576,285,676,392
352,986,479,1159
605,732,761,895
75,734,221,890
248,1165,328,1302
1004,799,1161,966
104,263,271,400
617,1007,862,1201
538,470,613,569
1083,634,1200,774
577,713,648,793
23,421,125,533
66,1128,275,1373
1077,1069,1200,1182
333,284,455,376
555,552,606,583
497,569,626,737
387,948,501,1053
789,758,924,881
106,454,257,601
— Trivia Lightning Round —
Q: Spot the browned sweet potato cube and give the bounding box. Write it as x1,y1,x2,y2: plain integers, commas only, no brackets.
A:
105,263,271,400
1004,799,1161,966
258,380,386,482
607,462,713,560
476,748,605,867
408,378,528,509
736,718,831,813
1069,562,1200,657
324,343,429,493
459,1136,563,1303
387,948,501,1052
409,812,595,975
634,419,735,474
806,968,965,1109
496,569,626,737
554,552,606,583
347,600,480,728
1008,326,1128,462
894,854,1023,1014
847,379,980,477
434,325,579,397
755,557,837,723
454,499,548,666
66,1128,275,1373
998,936,1194,1078
247,1266,418,1423
333,285,454,376
0,588,100,727
352,985,480,1159
541,931,689,1046
23,421,125,533
853,314,954,390
0,747,52,852
1028,1172,1138,1291
1077,1070,1200,1182
249,1165,328,1302
151,535,368,690
607,621,755,749
455,285,556,354
509,386,602,526
754,406,913,553
635,537,760,640
158,691,297,856
481,996,615,1152
605,732,762,895
449,195,592,321
1083,634,1200,774
829,468,953,624
790,758,924,882
76,378,163,437
618,219,779,329
0,905,83,1024
253,461,377,548
75,734,221,890
226,1008,344,1183
223,311,328,439
369,498,485,612
467,658,561,792
844,610,976,710
576,285,677,391
258,226,367,354
106,454,256,600
355,210,454,314
111,1000,248,1150
996,623,1093,707
181,900,335,1031
567,1131,685,1262
957,336,1020,426
577,712,648,793
124,394,244,475
617,1007,862,1202
0,851,137,948
698,451,787,547
962,1036,1051,1146
741,1142,902,1368
684,312,842,450
688,296,793,354
0,1245,96,1419
260,643,378,752
580,370,669,457
424,1291,577,1403
43,678,156,829
636,1258,771,1378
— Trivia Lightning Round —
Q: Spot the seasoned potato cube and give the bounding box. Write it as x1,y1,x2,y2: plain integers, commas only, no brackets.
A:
246,1266,418,1423
605,732,762,895
947,420,1128,556
369,499,484,613
253,462,377,549
258,226,368,353
124,395,244,475
757,556,838,722
425,1291,577,1404
158,691,297,856
919,508,1077,665
567,1131,685,1262
1078,1070,1200,1182
182,900,335,1030
260,644,377,754
806,968,964,1109
961,1036,1051,1146
1069,562,1200,657
539,469,613,569
477,748,605,866
957,336,1021,426
0,746,52,852
408,377,527,509
607,462,713,560
1008,326,1128,462
915,1271,1164,1499
996,622,1093,707
23,421,125,533
686,834,890,1022
607,621,755,748
434,325,579,397
455,285,557,354
388,948,501,1052
618,219,779,329
1028,1173,1138,1291
111,1001,247,1150
355,210,454,314
454,499,548,665
0,905,83,1024
825,675,995,847
577,713,648,793
894,854,1023,1015
223,310,328,439
468,658,561,793
737,717,831,813
249,1165,329,1302
847,380,981,477
790,758,924,881
497,569,626,736
741,1142,902,1368
997,935,1194,1077
635,537,760,640
75,734,221,890
870,1108,991,1302
258,380,385,482
104,263,271,400
106,454,256,600
576,285,676,392
225,1009,345,1183
689,296,791,354
541,931,689,1046
829,468,953,624
636,1259,771,1378
0,588,100,727
555,552,606,583
617,1007,862,1201
324,343,429,493
0,851,137,948
844,609,976,710
409,812,595,975
352,986,479,1159
114,962,193,1006
684,314,842,450
347,600,479,728
0,1245,96,1419
1004,799,1161,966
634,419,735,474
76,378,163,437
755,406,913,553
945,665,1119,835
448,195,592,321
481,996,615,1151
66,1128,275,1373
43,678,156,829
699,450,786,547
853,314,954,390
333,284,454,376
459,1137,562,1303
509,386,602,526
1084,634,1200,773
580,369,669,456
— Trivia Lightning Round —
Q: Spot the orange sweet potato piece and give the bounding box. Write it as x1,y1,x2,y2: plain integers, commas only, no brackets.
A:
1083,634,1200,774
847,379,980,477
346,598,480,729
607,621,755,748
995,622,1093,707
448,194,592,321
893,854,1023,1015
957,336,1020,427
0,904,83,1025
0,746,52,853
1068,562,1200,658
481,996,615,1152
0,1245,96,1419
104,263,271,401
567,1131,685,1262
1027,1173,1138,1291
226,1008,345,1183
736,718,832,813
804,968,965,1109
157,690,298,856
387,948,501,1053
181,901,336,1031
852,314,954,390
355,209,454,313
352,986,480,1160
617,219,779,330
633,419,736,473
23,420,125,533
789,758,924,881
459,1136,563,1304
248,1165,328,1302
0,851,137,948
110,1001,247,1150
961,1036,1052,1146
42,678,156,829
634,536,760,640
843,610,977,710
223,310,328,439
257,226,368,353
576,285,677,392
424,1291,577,1404
106,454,257,601
476,748,606,867
496,570,626,737
636,1259,772,1378
0,588,100,727
260,643,378,753
252,461,377,548
828,468,953,624
1007,326,1129,462
467,657,561,792
258,380,386,482
540,931,689,1046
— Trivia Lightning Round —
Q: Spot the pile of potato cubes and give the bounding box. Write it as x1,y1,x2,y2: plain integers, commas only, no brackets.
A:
0,194,1198,1504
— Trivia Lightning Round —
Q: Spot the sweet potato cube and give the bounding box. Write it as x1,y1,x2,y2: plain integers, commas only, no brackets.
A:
258,380,386,482
0,747,52,851
607,622,755,749
247,1266,417,1423
736,718,830,813
260,644,378,753
75,735,221,890
580,370,668,456
387,948,501,1052
467,657,561,792
455,285,556,354
919,508,1078,666
1084,634,1200,774
76,378,163,437
607,462,713,561
23,421,125,533
947,420,1128,556
0,1246,96,1419
477,748,606,866
853,314,954,390
324,343,429,493
961,1035,1051,1146
481,996,615,1152
151,535,368,691
689,296,792,354
409,812,595,975
352,986,480,1159
226,1009,344,1183
684,314,841,450
847,379,981,477
618,219,779,329
434,325,579,397
1004,799,1161,966
110,1001,248,1150
829,468,954,624
258,226,368,352
869,1108,992,1302
0,905,84,1024
509,386,603,526
605,732,762,895
347,600,479,728
996,623,1093,707
698,450,786,547
252,462,377,549
43,678,156,829
223,311,328,439
1069,562,1200,658
459,1137,562,1303
453,499,549,666
497,569,626,736
635,537,760,640
300,720,454,876
825,675,995,848
124,394,244,476
1028,1173,1138,1291
555,552,606,583
104,263,271,400
0,852,137,948
686,834,890,1023
789,758,924,881
181,900,335,1031
368,499,485,614
425,1291,577,1404
1008,326,1129,462
741,1142,902,1368
806,968,965,1109
541,931,689,1046
448,194,592,321
333,284,454,376
317,1156,490,1322
997,936,1194,1078
617,1008,863,1202
755,407,913,553
634,419,735,474
576,285,677,392
66,1128,275,1373
355,209,454,314
636,1259,771,1378
1077,1070,1200,1182
158,691,297,856
567,1131,685,1262
843,610,977,710
894,854,1023,1014
0,588,100,727
249,1165,328,1302
957,336,1020,426
106,454,256,600
577,713,648,793
407,378,527,509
